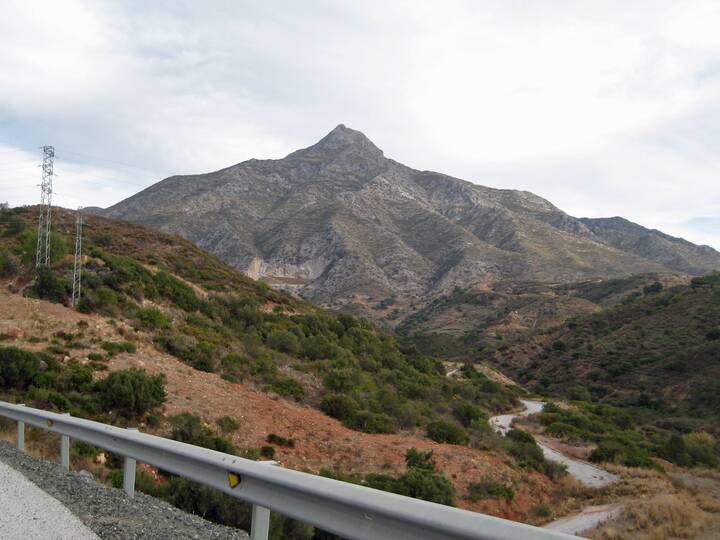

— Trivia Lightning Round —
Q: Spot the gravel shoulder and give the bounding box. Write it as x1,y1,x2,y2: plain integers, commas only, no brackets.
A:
0,440,249,540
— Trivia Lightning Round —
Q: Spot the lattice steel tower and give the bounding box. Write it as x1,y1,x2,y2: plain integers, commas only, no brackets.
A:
71,207,84,307
35,145,54,268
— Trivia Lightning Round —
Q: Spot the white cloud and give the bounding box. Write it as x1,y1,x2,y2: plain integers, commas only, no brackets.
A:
0,0,718,248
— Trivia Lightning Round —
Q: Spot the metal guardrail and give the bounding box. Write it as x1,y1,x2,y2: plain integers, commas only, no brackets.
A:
0,400,581,540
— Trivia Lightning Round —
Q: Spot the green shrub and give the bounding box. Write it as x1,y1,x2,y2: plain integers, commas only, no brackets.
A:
426,420,468,445
165,476,251,530
320,394,359,422
95,368,166,417
260,445,276,459
392,467,455,506
136,307,171,329
0,347,42,389
323,368,359,393
169,412,237,454
0,250,20,277
684,433,719,468
405,448,435,471
216,416,239,434
267,434,295,448
266,330,300,355
465,480,515,501
506,429,548,471
269,514,314,540
155,271,200,311
270,376,305,400
1,211,25,237
101,341,136,356
87,352,104,361
451,400,485,428
74,441,98,458
32,266,68,303
351,411,397,434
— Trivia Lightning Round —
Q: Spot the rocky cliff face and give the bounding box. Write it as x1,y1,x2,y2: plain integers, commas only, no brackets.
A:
103,125,720,312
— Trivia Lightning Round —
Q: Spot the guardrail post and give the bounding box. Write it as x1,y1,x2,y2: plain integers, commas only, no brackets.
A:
250,460,277,540
16,404,25,452
250,504,270,540
123,428,138,497
60,413,70,470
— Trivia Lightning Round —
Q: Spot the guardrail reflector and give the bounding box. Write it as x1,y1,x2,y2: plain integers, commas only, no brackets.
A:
47,420,53,427
228,472,241,489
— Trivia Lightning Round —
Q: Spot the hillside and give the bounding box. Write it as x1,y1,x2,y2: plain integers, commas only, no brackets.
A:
0,205,575,524
398,273,691,360
101,125,720,319
492,275,720,430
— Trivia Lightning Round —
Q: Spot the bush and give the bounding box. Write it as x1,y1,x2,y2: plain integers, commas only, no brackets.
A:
426,420,469,445
155,271,200,311
393,467,455,506
169,412,236,454
465,480,514,501
260,445,276,459
451,400,485,428
506,429,546,471
405,448,435,471
269,514,314,540
534,504,553,518
0,347,42,389
0,250,20,277
685,432,719,468
267,434,295,448
216,416,239,434
266,330,300,355
95,368,166,417
270,376,305,400
136,307,171,329
351,411,397,434
320,394,359,422
101,341,136,356
32,266,68,303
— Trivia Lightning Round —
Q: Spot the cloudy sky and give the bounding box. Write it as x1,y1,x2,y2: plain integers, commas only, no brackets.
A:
1,1,719,247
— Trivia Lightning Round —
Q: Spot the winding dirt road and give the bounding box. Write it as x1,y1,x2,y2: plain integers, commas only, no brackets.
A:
490,399,622,536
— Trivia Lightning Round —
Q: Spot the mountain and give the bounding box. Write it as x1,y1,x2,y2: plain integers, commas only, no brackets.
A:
103,125,720,315
580,217,719,274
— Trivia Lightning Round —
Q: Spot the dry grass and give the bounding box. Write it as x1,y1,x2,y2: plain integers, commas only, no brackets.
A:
588,466,720,540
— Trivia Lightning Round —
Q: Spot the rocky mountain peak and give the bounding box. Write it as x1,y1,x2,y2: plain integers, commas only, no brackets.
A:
285,124,385,165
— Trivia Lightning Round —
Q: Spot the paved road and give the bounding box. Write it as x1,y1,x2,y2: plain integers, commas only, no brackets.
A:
0,459,98,540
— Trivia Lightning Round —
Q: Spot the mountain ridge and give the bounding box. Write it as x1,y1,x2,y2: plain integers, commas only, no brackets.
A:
103,125,720,316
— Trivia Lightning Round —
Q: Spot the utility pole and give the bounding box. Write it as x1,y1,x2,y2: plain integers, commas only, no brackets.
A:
71,207,83,307
35,145,54,268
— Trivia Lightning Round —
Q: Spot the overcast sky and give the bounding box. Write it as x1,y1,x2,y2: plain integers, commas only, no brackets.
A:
1,1,719,247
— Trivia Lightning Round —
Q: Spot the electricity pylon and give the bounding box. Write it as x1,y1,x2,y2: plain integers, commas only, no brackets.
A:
35,145,54,268
71,207,83,307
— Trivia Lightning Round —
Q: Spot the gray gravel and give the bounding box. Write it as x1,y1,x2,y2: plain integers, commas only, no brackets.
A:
0,441,249,540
